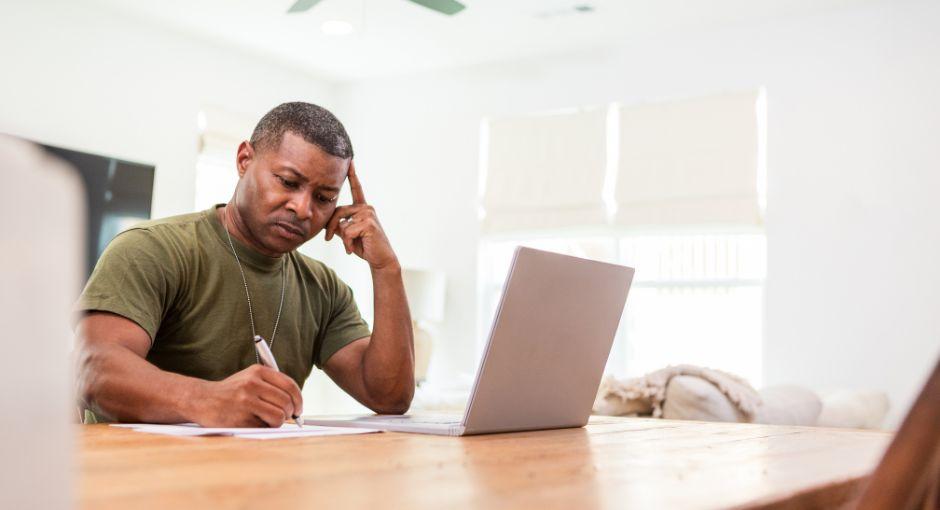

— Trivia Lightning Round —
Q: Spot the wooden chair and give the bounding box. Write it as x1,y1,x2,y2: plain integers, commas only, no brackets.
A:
856,356,940,510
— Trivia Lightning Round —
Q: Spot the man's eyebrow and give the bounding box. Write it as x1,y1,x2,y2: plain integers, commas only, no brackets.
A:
318,185,341,193
278,166,308,182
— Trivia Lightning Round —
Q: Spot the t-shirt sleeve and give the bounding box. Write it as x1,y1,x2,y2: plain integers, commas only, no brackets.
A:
314,268,372,369
73,228,180,344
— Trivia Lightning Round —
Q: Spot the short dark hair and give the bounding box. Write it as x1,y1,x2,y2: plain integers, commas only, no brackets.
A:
250,102,354,159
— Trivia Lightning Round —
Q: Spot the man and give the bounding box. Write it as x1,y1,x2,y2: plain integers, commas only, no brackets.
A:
75,102,414,427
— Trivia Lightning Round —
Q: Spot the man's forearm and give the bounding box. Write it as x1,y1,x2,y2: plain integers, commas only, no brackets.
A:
361,262,415,413
77,343,203,423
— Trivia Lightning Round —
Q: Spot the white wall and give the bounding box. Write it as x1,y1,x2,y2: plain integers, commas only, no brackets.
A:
330,0,940,425
0,0,337,218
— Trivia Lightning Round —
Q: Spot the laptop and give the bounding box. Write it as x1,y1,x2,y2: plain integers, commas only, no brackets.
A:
304,246,635,436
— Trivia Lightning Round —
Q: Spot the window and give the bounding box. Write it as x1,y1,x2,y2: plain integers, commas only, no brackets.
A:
194,133,240,210
478,90,767,385
478,232,765,385
193,107,254,211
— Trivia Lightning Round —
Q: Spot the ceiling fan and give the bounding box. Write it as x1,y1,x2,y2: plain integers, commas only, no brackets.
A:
288,0,466,16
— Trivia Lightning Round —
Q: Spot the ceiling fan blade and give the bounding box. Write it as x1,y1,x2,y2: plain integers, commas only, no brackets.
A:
407,0,466,16
287,0,325,14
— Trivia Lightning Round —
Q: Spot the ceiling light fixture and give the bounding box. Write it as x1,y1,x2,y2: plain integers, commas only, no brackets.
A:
321,19,354,36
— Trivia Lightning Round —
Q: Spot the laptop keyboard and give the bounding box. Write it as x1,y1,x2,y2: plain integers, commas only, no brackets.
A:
360,415,462,425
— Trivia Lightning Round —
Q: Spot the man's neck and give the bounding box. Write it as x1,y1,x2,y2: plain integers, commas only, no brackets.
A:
218,203,282,258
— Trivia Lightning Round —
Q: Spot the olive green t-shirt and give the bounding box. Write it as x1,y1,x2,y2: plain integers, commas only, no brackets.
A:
76,205,371,418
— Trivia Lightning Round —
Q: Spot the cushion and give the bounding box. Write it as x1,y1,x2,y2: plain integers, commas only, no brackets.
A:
662,375,746,422
816,390,889,429
754,385,822,426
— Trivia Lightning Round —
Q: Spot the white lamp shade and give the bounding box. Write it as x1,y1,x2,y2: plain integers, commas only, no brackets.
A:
402,269,446,323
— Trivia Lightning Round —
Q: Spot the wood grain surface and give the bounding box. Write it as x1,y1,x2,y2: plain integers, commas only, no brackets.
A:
78,416,892,510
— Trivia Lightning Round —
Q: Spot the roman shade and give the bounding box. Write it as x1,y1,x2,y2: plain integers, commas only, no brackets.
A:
614,91,762,227
481,107,608,233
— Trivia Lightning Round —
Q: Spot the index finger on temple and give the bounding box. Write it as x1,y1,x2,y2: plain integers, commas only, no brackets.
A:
348,159,367,204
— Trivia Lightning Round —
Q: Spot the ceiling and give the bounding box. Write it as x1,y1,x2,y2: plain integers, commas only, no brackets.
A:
94,0,880,82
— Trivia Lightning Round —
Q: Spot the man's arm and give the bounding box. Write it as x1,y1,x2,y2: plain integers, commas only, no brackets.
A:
324,265,415,414
323,161,415,414
76,311,304,427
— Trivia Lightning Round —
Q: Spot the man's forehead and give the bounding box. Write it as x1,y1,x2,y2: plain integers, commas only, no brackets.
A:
265,132,349,185
276,163,345,190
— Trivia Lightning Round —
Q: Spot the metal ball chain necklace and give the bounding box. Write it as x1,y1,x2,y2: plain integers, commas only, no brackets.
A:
222,208,287,365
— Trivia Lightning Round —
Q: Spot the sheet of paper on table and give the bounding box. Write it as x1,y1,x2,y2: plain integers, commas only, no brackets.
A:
111,423,382,440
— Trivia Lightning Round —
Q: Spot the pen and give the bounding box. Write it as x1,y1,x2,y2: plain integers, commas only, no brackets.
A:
253,335,304,428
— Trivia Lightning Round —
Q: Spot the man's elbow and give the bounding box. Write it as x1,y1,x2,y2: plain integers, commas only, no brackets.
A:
371,399,412,415
368,383,415,415
75,343,110,412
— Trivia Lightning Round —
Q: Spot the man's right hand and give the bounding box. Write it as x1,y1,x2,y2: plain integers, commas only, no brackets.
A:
76,312,305,428
191,364,304,428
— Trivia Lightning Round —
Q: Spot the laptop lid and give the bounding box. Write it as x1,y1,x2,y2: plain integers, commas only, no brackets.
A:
461,247,634,435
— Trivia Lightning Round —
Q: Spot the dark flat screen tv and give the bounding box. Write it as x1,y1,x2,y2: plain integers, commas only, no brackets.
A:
40,144,155,279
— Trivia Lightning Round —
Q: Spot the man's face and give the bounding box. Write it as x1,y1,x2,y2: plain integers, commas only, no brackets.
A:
233,131,347,255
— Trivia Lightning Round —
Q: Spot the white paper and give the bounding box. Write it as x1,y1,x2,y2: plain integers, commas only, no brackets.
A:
110,422,381,439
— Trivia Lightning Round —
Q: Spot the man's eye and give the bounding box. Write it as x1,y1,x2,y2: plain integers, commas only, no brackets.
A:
318,194,337,204
277,175,299,189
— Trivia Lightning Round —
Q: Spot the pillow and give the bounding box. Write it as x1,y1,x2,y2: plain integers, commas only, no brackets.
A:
816,390,889,429
754,385,822,426
663,377,824,426
662,375,746,422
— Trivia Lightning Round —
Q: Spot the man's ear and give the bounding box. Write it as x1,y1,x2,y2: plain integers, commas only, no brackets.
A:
235,141,255,178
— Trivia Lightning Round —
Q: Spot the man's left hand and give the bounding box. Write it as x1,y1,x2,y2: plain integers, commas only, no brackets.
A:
324,161,398,271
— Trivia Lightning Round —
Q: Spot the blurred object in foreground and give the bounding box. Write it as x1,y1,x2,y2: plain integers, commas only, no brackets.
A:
857,356,940,510
0,135,84,509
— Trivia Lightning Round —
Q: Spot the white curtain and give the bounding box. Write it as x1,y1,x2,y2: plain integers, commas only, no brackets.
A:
614,91,762,228
481,108,608,234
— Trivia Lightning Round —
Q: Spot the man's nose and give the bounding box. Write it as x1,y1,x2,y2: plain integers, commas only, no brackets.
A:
288,193,313,221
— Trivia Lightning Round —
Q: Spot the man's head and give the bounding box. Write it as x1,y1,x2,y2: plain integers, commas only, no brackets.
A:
231,102,353,256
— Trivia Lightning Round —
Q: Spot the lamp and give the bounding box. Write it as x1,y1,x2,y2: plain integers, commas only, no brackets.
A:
402,269,446,385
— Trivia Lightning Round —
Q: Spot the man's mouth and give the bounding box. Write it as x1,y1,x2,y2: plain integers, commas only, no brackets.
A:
273,221,305,240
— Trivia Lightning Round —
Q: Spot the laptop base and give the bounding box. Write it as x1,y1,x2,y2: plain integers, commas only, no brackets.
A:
303,414,467,436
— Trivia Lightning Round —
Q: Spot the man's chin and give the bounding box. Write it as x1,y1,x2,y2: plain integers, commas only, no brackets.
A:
263,233,306,255
269,223,308,247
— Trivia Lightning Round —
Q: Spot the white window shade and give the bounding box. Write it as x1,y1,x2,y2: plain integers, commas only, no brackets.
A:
194,106,254,211
194,132,241,210
614,91,762,228
482,108,608,234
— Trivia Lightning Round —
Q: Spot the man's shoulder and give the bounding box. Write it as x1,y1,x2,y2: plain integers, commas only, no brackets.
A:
101,210,211,264
129,210,207,236
295,251,334,277
293,252,346,291
112,210,208,246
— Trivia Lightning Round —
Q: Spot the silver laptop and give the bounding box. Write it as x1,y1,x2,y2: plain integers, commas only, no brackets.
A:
304,246,634,436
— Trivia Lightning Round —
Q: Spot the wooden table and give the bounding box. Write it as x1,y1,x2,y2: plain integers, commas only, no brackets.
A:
78,416,892,509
